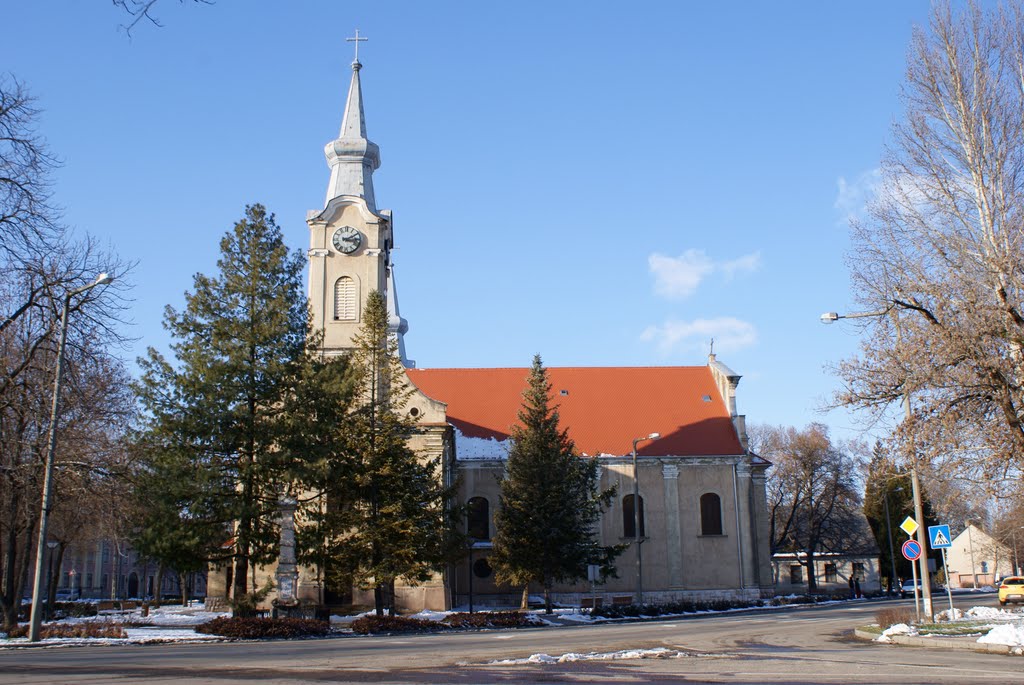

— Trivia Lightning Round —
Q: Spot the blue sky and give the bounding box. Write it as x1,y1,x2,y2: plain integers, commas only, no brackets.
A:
2,1,951,441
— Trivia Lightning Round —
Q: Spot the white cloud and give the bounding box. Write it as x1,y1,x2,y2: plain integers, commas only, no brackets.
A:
640,317,757,356
648,249,760,300
835,168,881,224
720,252,762,280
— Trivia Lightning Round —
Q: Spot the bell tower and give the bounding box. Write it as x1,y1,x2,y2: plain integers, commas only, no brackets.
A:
306,34,411,363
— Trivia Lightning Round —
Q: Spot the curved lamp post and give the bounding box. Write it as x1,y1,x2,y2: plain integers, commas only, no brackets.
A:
631,432,660,605
28,273,113,642
821,307,934,618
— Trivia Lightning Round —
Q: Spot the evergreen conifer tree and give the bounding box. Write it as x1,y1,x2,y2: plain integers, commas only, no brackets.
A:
134,204,309,609
491,355,619,613
280,353,358,604
339,290,459,616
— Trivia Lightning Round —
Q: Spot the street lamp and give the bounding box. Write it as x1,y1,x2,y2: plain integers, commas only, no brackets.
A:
28,273,114,642
631,432,660,605
821,307,934,618
883,487,903,595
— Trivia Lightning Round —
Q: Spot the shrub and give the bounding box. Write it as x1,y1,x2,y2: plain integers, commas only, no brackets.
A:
5,622,126,639
51,602,99,619
196,617,330,639
228,579,275,618
442,611,535,629
587,594,849,620
349,615,445,634
875,607,914,630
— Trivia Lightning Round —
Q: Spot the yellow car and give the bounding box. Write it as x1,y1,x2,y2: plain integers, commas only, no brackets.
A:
998,576,1024,605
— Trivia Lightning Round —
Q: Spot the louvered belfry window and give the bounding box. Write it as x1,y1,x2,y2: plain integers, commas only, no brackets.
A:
334,276,357,320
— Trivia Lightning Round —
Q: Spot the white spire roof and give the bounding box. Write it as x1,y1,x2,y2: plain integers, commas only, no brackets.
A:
323,59,380,209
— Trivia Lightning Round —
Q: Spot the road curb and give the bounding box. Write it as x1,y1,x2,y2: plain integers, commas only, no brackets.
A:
853,628,1022,656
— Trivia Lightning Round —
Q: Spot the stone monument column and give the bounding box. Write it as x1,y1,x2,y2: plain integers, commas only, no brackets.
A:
273,496,300,617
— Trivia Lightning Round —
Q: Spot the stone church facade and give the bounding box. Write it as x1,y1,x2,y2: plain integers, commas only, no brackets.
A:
208,53,773,611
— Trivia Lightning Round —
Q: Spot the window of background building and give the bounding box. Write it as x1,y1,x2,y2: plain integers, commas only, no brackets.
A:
467,496,489,540
790,565,803,584
824,562,837,583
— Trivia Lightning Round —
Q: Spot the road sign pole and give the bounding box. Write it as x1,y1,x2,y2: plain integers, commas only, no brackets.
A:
941,548,954,616
910,549,920,622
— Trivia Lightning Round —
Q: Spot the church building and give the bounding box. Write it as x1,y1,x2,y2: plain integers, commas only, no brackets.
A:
212,49,774,611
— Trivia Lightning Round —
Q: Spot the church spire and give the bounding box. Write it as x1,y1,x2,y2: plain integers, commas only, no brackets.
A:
387,267,414,368
324,33,380,210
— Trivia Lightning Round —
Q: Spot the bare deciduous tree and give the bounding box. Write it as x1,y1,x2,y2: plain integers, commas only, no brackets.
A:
0,77,133,630
112,0,212,35
754,423,868,592
836,1,1024,492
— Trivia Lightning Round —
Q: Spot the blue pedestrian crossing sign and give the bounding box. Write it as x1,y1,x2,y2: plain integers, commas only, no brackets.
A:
928,524,952,549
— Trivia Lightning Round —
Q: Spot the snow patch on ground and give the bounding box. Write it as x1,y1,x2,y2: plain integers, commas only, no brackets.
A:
408,610,451,622
491,647,678,664
979,623,1024,646
876,623,915,643
965,606,1007,620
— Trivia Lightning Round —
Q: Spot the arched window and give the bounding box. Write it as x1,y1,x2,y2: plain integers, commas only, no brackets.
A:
700,492,723,536
622,494,645,538
334,276,357,320
467,496,489,540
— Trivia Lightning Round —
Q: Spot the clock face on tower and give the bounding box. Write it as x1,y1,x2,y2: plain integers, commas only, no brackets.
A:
332,226,362,254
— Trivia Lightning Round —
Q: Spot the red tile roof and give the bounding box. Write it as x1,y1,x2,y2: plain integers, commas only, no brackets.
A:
406,366,744,457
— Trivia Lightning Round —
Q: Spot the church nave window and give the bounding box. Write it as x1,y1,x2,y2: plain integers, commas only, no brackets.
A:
334,276,358,320
622,494,645,538
699,492,723,536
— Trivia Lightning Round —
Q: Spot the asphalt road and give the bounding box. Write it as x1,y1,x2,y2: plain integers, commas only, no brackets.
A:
1,594,1021,684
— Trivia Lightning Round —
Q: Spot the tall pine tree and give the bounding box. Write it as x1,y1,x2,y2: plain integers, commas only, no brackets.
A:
280,352,358,604
491,355,619,613
134,204,309,609
335,290,459,616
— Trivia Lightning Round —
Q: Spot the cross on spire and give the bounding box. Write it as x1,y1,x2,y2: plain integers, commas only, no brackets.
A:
346,29,368,64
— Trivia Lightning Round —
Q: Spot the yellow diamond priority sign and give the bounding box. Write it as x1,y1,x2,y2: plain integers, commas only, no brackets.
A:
900,516,919,537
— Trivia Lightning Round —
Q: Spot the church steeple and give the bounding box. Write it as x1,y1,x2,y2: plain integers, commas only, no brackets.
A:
323,53,380,210
308,33,417,364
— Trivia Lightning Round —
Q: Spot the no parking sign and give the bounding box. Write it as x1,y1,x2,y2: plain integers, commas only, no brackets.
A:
902,539,922,561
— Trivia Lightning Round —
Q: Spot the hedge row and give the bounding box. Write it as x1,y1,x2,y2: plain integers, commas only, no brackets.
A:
349,615,442,634
6,622,126,639
196,617,331,639
590,594,833,619
442,611,535,629
350,611,536,634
